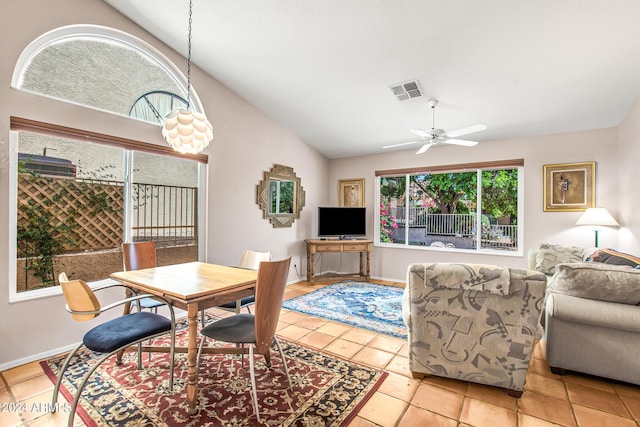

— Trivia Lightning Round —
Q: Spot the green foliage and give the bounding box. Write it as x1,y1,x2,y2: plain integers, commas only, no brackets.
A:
379,201,398,242
380,176,406,200
379,177,404,243
270,180,295,213
17,175,77,287
17,170,115,288
17,199,76,286
481,169,518,221
411,172,477,214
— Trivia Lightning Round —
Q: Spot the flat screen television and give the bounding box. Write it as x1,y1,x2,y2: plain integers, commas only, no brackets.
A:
317,207,366,239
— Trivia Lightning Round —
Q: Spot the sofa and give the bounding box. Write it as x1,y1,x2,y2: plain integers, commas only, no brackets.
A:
529,244,640,385
402,262,547,397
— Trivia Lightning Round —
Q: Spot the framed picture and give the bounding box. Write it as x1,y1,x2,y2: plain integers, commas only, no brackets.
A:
543,162,595,212
338,178,365,207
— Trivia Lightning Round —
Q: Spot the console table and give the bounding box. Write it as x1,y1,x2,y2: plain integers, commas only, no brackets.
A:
305,239,372,283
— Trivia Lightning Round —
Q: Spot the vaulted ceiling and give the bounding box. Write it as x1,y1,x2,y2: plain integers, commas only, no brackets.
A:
104,0,640,159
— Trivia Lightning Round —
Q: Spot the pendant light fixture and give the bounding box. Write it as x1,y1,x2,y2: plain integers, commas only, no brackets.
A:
162,0,213,154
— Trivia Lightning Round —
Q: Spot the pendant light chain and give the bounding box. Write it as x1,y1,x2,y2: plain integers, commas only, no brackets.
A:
161,0,213,154
186,0,193,109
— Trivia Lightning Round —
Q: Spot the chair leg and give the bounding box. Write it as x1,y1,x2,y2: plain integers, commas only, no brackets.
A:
273,336,292,390
168,325,176,391
248,345,261,423
50,343,84,411
67,352,114,427
137,342,143,370
201,310,206,327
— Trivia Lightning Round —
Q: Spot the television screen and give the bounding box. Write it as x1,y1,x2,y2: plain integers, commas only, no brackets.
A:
318,207,366,238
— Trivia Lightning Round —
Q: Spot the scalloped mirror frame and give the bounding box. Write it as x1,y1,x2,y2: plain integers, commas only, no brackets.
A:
256,164,305,228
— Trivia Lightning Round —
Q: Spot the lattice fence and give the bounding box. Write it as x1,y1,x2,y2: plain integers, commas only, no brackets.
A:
18,175,124,254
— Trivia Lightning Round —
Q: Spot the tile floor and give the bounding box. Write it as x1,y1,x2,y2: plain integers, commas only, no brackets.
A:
2,279,640,426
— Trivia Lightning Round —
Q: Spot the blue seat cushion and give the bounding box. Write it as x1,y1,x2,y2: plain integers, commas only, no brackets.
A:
218,296,255,309
200,313,255,344
83,312,171,353
139,297,164,309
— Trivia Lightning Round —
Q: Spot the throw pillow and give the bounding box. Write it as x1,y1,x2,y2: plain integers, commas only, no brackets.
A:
548,262,640,305
587,248,640,268
534,243,584,275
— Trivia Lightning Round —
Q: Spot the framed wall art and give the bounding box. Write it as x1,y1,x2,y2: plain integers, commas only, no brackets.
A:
543,162,595,212
338,178,365,207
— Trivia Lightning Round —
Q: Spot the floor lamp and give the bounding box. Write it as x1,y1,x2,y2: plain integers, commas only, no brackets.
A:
575,207,619,247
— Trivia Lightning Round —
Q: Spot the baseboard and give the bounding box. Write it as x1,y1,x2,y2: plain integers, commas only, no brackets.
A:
0,312,193,372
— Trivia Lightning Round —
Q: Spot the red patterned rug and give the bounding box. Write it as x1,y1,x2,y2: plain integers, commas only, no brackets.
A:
42,318,386,426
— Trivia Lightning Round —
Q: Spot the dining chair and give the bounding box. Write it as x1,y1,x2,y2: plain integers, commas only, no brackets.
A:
122,241,207,326
52,272,176,427
217,249,271,314
196,257,292,423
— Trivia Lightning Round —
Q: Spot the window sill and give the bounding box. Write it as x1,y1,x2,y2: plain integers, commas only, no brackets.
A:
9,278,120,304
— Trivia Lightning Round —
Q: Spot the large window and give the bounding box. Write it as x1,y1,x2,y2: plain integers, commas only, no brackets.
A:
377,160,523,254
11,120,206,301
9,25,209,302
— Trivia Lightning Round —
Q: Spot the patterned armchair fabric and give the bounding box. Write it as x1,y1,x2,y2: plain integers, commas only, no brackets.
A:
402,263,547,396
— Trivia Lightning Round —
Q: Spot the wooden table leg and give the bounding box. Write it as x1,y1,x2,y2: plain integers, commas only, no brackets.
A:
186,303,199,414
307,249,315,283
365,249,371,280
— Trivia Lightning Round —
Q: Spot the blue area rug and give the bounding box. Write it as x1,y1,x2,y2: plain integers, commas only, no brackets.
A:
282,281,407,339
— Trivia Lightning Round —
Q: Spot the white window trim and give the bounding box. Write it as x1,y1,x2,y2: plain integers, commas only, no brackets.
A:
8,131,208,303
11,24,208,118
374,167,524,257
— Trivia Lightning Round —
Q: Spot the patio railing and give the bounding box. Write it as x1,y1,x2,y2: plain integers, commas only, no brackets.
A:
131,182,197,248
391,207,517,249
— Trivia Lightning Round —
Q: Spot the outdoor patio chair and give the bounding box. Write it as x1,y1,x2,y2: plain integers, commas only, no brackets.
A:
52,272,176,427
196,257,292,423
217,249,271,314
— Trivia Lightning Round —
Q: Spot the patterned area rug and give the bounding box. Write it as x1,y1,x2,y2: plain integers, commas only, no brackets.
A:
282,281,407,339
42,318,386,426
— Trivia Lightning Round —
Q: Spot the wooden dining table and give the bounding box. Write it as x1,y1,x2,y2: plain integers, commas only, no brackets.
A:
110,261,258,414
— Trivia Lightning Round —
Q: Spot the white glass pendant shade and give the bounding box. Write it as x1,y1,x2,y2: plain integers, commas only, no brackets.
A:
162,109,213,154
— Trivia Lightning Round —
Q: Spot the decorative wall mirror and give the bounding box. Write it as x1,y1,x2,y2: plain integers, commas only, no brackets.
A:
257,164,305,228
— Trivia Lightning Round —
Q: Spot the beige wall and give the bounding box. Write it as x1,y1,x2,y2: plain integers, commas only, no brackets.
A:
1,0,637,369
0,0,328,368
617,97,640,252
328,127,621,281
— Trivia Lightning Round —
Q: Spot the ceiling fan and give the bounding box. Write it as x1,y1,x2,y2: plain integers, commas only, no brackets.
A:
385,99,487,154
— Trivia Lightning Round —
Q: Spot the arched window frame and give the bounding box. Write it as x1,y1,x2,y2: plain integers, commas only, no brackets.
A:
11,24,208,120
8,25,210,302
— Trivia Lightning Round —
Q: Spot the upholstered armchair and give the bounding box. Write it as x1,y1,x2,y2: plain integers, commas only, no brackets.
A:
402,263,547,397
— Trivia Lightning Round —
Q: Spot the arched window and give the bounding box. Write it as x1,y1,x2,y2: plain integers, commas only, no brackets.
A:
11,24,206,125
10,26,208,301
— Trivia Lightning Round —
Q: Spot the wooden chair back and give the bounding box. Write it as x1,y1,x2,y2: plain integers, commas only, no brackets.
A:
253,257,291,354
59,272,101,322
238,250,271,270
122,241,157,271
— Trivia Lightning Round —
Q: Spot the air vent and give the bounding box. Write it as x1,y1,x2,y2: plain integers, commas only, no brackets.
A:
389,80,423,101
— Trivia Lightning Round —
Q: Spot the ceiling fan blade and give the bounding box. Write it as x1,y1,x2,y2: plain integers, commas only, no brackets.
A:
410,128,430,138
382,141,418,149
416,143,435,154
447,124,487,138
443,139,478,147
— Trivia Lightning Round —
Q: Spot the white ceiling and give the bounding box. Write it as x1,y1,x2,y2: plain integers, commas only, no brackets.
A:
104,0,640,159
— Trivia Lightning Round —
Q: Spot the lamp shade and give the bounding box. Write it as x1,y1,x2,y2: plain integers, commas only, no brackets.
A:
575,208,619,227
162,109,213,155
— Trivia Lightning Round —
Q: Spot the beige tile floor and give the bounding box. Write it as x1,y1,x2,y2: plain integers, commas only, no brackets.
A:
2,278,640,426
